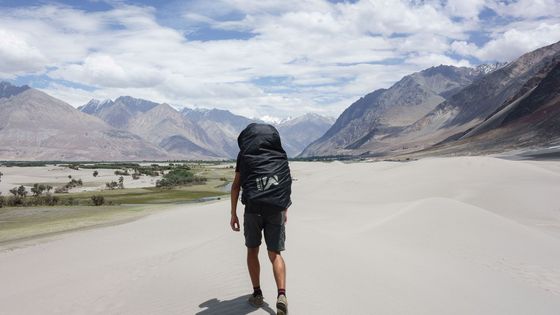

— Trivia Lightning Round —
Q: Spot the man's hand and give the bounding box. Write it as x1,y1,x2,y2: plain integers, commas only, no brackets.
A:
284,209,288,224
230,214,240,231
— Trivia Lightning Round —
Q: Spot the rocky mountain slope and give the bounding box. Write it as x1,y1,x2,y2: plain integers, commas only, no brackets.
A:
182,109,334,157
127,103,218,159
182,108,257,158
301,64,495,157
276,113,335,157
0,85,166,161
301,41,560,158
79,97,158,129
0,83,333,160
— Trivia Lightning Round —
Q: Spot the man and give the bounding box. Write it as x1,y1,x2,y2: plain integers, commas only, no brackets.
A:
230,123,292,315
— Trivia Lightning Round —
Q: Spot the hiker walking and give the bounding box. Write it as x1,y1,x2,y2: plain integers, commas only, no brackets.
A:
230,123,292,315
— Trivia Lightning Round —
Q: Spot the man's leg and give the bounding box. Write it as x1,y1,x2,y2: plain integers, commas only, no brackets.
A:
267,250,286,292
247,246,261,288
268,250,288,314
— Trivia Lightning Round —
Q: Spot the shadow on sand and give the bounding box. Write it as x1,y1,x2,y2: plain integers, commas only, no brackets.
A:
197,295,275,314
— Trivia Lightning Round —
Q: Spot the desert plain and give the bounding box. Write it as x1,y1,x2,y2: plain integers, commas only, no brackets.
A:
0,156,559,314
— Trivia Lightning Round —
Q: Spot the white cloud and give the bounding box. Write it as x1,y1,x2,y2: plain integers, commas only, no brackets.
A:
445,0,486,20
0,29,46,77
2,0,559,118
468,21,560,61
51,54,165,88
489,0,560,19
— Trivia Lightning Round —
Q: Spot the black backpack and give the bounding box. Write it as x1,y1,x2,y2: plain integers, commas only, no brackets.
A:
237,123,292,211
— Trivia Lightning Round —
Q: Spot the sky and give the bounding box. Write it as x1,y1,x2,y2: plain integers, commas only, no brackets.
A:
0,0,559,119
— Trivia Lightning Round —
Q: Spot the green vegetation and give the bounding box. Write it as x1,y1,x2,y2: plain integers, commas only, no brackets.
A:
0,204,167,244
77,162,142,169
0,161,49,167
0,162,235,245
156,167,206,188
91,195,105,206
3,185,59,207
55,178,83,193
105,176,125,190
63,187,223,205
31,183,53,196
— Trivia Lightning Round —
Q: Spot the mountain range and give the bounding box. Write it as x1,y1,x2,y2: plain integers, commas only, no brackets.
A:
1,41,558,161
301,41,560,158
0,84,334,160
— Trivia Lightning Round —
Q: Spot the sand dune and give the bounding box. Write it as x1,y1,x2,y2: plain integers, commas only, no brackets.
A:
1,157,559,314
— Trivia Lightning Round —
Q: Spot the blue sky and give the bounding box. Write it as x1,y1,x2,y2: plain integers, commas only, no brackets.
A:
0,0,559,119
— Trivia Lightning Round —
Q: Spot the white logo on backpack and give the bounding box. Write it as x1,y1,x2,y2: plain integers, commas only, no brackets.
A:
256,175,279,191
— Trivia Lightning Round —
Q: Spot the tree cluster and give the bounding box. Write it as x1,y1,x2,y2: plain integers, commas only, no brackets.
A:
105,176,125,190
155,168,206,188
1,184,60,207
55,178,83,193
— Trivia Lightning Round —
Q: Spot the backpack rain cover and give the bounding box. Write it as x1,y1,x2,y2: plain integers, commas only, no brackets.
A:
237,123,292,211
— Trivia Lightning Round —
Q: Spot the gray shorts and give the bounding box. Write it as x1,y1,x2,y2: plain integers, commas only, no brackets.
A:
243,210,286,252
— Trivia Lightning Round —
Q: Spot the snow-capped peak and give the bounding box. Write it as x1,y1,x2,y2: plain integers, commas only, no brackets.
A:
259,115,292,125
475,62,508,74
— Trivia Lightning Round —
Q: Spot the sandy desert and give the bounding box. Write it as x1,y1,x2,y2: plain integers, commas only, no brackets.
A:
1,156,559,314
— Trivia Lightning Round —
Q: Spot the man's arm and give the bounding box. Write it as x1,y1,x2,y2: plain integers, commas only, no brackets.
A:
230,172,241,231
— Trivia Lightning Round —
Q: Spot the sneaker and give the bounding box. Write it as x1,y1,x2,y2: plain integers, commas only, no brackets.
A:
276,295,288,315
248,294,264,307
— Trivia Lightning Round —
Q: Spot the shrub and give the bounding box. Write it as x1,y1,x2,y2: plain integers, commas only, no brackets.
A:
55,186,68,193
55,178,83,193
31,183,47,196
114,170,129,176
0,195,4,208
44,195,59,206
17,185,28,197
155,168,207,188
7,196,23,206
105,181,121,190
64,197,76,206
93,170,99,177
91,195,105,206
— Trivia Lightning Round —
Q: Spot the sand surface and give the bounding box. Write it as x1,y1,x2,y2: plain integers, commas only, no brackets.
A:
1,157,560,314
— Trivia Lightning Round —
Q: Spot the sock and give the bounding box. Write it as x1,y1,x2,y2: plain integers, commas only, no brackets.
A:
253,286,262,297
277,288,286,297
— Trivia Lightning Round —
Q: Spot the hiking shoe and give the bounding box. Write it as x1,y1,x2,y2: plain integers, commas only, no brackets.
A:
248,294,264,307
276,295,288,315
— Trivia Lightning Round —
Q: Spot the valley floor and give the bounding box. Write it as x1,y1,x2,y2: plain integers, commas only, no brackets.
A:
1,157,559,314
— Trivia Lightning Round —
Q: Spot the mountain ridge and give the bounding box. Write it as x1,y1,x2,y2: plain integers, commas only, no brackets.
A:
300,41,560,158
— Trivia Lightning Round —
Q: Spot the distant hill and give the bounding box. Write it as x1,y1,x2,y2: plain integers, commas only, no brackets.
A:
0,84,166,160
275,113,335,157
300,63,496,157
79,96,158,129
0,85,334,160
301,41,560,158
182,108,257,158
182,108,334,157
